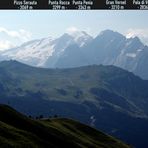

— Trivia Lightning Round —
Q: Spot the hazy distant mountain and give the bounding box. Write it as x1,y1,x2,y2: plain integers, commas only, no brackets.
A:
0,31,92,68
53,30,148,80
44,32,92,68
0,60,148,147
0,29,148,79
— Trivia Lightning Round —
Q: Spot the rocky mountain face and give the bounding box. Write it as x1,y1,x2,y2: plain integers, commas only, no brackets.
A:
0,29,148,79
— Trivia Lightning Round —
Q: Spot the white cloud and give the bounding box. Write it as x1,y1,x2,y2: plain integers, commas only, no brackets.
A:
0,27,19,38
66,26,79,35
0,27,32,51
126,29,148,45
66,26,91,34
19,29,32,42
0,41,14,51
0,27,32,42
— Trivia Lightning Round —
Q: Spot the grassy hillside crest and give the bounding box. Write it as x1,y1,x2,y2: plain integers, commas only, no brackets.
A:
0,104,130,148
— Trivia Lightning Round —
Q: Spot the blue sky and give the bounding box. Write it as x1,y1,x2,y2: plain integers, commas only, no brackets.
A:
0,10,148,50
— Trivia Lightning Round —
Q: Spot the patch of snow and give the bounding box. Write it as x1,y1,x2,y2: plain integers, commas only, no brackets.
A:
90,116,96,127
137,49,143,52
126,53,137,58
67,30,93,47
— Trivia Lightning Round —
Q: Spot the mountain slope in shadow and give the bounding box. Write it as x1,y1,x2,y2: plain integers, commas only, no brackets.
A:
0,104,130,148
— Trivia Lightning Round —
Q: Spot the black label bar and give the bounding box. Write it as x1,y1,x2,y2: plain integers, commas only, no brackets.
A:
0,0,148,10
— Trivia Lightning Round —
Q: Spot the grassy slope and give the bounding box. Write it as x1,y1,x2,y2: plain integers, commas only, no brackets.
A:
1,61,148,110
1,60,148,119
0,105,130,148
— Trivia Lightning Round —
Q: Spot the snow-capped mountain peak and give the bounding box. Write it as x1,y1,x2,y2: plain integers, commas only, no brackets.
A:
0,31,92,67
0,29,148,79
98,29,125,39
1,37,55,67
67,30,93,47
